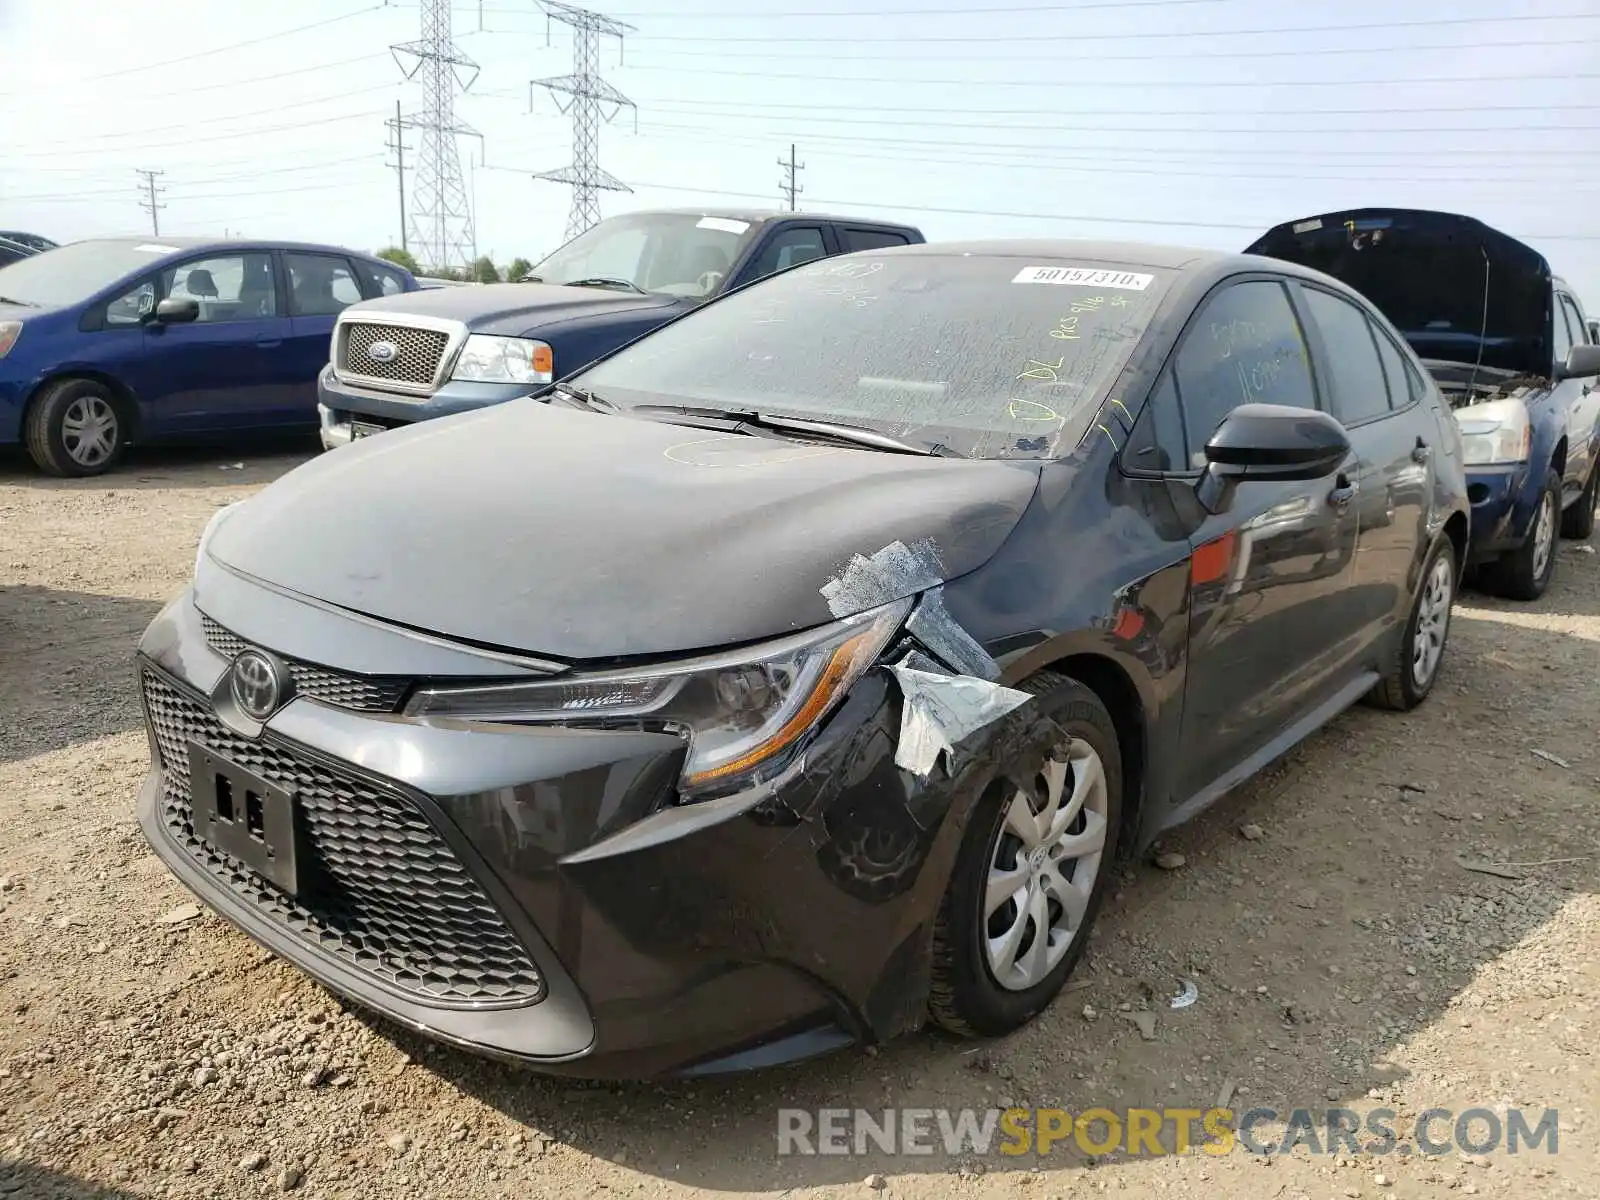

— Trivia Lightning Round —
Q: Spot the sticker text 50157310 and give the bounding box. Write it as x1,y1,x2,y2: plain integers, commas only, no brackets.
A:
1013,266,1154,291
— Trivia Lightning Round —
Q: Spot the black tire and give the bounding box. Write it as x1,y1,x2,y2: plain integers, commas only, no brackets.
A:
927,670,1124,1038
23,378,127,478
1559,460,1597,540
1481,470,1562,601
1365,534,1457,712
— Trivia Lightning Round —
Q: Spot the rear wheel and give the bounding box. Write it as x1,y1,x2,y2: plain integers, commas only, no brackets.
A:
24,378,127,477
1559,460,1597,540
1481,471,1561,601
927,671,1123,1038
1365,535,1456,711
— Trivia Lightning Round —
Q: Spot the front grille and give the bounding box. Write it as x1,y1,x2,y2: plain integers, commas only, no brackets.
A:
337,320,450,387
201,614,411,714
141,666,544,1005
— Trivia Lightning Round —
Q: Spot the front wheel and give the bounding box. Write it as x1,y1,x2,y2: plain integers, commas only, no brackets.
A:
1482,471,1561,601
927,671,1123,1039
23,378,127,477
1365,534,1456,711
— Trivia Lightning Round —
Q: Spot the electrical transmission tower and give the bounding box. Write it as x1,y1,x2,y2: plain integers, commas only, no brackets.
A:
391,0,481,273
136,169,166,236
778,144,804,211
530,2,636,241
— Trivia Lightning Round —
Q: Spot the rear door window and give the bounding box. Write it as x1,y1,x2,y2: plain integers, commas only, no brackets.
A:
1302,286,1392,425
840,227,912,252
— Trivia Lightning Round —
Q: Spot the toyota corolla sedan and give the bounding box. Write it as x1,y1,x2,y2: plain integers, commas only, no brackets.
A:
135,239,1469,1079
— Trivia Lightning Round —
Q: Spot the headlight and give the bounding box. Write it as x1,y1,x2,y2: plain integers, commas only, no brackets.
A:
405,597,912,793
1455,398,1530,466
194,501,243,578
451,335,553,385
0,321,21,359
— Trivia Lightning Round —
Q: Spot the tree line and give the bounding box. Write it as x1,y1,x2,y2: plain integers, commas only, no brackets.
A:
376,247,535,284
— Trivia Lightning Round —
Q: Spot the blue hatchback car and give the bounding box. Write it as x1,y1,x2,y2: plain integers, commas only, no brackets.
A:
0,237,418,476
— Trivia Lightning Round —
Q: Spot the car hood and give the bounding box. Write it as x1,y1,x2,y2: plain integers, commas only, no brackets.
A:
1244,208,1553,379
344,282,679,337
206,401,1041,662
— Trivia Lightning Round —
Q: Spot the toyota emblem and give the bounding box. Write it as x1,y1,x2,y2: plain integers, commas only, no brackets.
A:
230,650,285,721
366,340,399,364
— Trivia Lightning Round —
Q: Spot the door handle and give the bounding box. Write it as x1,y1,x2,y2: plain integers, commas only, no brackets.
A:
256,337,283,348
1328,475,1357,513
1412,438,1432,464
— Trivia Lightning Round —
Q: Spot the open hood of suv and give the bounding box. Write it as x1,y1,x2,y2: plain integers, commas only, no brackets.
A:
1244,208,1553,380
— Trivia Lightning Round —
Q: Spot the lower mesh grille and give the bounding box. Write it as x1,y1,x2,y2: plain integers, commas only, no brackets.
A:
140,664,544,1006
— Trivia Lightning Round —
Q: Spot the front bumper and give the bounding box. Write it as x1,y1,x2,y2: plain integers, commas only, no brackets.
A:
135,588,964,1078
317,368,533,450
1464,464,1530,564
0,375,25,445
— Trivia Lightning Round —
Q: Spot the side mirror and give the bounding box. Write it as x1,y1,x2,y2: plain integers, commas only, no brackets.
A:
152,296,199,324
1556,343,1600,381
1196,403,1350,515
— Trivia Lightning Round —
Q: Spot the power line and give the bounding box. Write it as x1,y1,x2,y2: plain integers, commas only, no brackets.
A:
135,170,166,236
530,1,637,240
0,5,388,92
618,96,1600,120
615,177,1600,242
25,54,391,111
0,111,384,161
6,157,388,202
626,10,1600,43
611,63,1600,90
525,0,1243,16
619,33,1596,65
778,143,804,212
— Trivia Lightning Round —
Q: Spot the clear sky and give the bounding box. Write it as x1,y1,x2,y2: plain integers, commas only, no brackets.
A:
3,0,1597,299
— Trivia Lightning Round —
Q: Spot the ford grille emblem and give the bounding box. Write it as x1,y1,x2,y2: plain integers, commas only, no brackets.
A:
366,340,399,364
230,650,285,721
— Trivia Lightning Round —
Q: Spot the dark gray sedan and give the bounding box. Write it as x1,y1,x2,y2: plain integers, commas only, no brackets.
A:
135,239,1469,1079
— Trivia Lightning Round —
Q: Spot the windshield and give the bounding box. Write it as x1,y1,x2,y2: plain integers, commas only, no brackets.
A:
531,212,758,298
572,252,1172,459
0,239,177,309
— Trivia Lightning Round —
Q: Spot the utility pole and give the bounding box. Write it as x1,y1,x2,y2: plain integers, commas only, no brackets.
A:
777,143,804,212
530,2,637,241
136,169,166,236
392,0,481,273
384,100,412,253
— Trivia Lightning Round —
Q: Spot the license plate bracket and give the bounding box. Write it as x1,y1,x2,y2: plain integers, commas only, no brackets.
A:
350,420,384,440
187,742,303,896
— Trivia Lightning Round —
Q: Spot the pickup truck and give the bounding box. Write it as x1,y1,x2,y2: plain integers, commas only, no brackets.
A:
1247,208,1600,600
317,207,925,447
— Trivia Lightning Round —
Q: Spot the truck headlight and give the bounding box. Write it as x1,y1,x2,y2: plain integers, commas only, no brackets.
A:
1455,398,1531,466
0,321,21,359
405,598,912,794
451,335,554,385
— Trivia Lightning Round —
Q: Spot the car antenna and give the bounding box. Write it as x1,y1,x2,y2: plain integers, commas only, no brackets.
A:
1462,243,1492,398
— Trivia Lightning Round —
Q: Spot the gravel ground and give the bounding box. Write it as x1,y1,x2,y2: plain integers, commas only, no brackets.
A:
2,443,1597,1200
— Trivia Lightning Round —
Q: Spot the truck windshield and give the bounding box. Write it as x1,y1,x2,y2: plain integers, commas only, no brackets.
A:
573,252,1173,460
529,212,758,298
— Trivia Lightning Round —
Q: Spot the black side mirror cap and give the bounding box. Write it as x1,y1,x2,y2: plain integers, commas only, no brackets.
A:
1556,343,1600,381
153,297,200,324
1196,403,1350,515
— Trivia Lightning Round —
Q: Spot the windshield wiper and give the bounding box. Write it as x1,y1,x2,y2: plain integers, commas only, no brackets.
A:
552,384,621,414
0,296,36,307
560,276,648,295
630,404,960,457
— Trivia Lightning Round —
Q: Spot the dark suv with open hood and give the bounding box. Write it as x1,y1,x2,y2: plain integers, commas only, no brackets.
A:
1248,208,1600,599
316,207,923,448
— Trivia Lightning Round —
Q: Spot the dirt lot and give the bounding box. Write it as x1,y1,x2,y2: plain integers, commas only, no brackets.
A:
2,444,1597,1200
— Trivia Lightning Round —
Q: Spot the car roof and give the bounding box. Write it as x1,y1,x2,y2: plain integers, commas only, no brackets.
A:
63,235,402,265
638,206,921,231
864,237,1294,274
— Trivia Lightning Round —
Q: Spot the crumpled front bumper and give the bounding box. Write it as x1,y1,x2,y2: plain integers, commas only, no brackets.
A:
134,586,970,1078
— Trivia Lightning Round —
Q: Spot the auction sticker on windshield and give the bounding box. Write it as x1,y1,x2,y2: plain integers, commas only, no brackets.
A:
696,217,750,235
1012,266,1154,290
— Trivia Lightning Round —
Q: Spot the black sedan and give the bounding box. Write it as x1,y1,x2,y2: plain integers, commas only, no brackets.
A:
134,239,1469,1079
